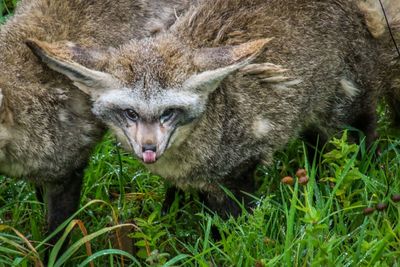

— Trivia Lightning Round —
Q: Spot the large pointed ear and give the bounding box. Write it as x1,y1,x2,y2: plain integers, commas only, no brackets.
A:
183,38,272,94
25,39,119,99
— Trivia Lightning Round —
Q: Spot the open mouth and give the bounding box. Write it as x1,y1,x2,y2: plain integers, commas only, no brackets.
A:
142,150,157,164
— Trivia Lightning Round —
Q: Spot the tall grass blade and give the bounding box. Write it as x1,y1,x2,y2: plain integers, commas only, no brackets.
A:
77,249,141,267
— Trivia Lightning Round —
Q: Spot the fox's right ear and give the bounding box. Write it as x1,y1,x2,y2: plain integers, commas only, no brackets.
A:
26,39,119,99
183,38,272,96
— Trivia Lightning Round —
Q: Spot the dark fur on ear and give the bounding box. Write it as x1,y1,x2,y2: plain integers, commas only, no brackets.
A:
183,38,272,95
193,38,272,70
26,39,119,98
26,39,110,69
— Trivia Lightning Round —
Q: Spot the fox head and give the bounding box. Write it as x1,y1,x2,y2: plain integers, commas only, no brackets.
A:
26,36,270,164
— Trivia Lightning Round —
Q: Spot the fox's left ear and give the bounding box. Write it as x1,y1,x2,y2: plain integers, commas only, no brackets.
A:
26,39,119,99
183,38,272,95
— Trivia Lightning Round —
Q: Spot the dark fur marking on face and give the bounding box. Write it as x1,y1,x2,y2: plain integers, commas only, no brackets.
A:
143,73,148,89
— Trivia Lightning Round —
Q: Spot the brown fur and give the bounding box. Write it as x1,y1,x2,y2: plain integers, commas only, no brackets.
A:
29,0,395,218
0,0,190,250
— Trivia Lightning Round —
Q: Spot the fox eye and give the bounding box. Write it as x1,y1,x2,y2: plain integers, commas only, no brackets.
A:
160,109,175,124
124,109,139,122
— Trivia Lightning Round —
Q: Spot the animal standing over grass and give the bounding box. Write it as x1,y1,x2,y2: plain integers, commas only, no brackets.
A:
0,0,189,248
27,0,400,218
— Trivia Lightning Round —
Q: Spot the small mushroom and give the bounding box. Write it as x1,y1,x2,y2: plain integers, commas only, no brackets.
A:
298,176,309,185
376,203,388,212
281,176,294,186
363,207,375,215
295,168,307,178
391,194,400,203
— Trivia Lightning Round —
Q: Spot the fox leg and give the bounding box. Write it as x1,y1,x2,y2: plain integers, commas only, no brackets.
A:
388,97,400,127
386,79,400,128
388,96,400,127
350,108,379,148
199,191,245,219
44,167,84,251
35,186,44,203
200,161,258,219
198,168,257,241
300,128,328,162
161,185,185,215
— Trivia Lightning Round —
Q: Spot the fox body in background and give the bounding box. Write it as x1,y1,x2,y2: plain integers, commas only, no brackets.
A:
29,0,400,217
359,0,400,125
0,0,189,244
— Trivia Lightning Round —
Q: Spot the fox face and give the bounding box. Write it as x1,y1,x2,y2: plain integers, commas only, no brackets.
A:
26,37,270,164
92,84,200,163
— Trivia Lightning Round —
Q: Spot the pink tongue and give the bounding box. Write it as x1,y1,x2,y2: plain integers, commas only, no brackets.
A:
143,150,157,163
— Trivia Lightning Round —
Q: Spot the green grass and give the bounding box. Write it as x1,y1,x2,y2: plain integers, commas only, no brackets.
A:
1,1,400,266
0,0,17,23
1,129,399,266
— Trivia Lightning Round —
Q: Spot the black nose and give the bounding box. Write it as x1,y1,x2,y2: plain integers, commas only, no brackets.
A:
142,144,157,152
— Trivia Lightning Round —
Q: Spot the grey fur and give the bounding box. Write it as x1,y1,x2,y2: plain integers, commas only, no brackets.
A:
30,0,397,217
